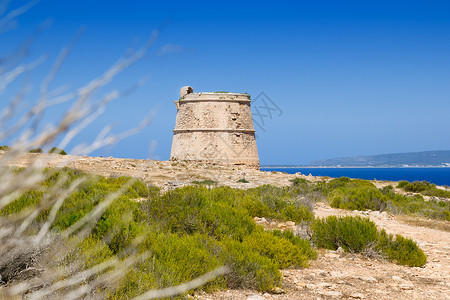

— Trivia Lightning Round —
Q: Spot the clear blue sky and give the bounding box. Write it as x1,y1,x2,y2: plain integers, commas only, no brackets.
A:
2,0,450,165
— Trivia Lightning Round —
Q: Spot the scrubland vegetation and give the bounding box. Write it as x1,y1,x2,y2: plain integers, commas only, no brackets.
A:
1,168,438,298
312,216,427,267
1,168,316,298
320,177,449,221
397,180,450,198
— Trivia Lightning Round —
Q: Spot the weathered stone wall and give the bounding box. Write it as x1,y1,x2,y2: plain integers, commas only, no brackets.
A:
170,88,260,169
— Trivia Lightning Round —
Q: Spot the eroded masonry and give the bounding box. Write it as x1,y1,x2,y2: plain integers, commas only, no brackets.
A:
170,86,260,169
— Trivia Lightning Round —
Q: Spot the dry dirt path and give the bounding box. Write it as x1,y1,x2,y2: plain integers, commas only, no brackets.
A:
197,203,450,300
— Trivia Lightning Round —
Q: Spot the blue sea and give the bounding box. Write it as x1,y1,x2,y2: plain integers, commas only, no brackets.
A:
260,167,450,186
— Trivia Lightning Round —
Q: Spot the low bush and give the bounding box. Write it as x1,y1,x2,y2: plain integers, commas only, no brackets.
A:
237,178,249,183
311,216,427,267
220,238,280,291
51,177,147,231
311,216,378,252
377,229,427,267
93,197,147,254
0,190,44,216
192,179,216,186
113,232,226,299
240,185,315,223
272,229,318,260
329,186,387,212
124,185,316,296
242,229,310,268
48,147,67,155
64,236,114,270
319,177,449,221
325,177,374,191
398,180,450,198
143,186,256,240
397,180,433,193
384,188,449,221
289,177,310,187
28,148,43,153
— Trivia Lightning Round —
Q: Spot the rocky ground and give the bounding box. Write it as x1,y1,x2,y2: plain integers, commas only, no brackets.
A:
5,153,321,190
5,153,450,299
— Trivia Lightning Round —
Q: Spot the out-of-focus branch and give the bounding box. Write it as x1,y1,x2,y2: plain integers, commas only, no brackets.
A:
0,0,39,33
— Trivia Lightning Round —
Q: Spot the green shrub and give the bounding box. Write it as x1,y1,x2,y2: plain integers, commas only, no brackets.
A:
192,179,216,185
311,216,427,267
242,229,310,268
0,168,87,216
113,232,226,299
323,178,388,212
311,216,378,252
271,229,317,260
289,177,310,187
0,145,10,151
326,177,375,191
64,236,114,270
143,186,256,240
48,147,67,155
380,185,394,195
386,190,449,221
0,190,44,216
149,233,224,287
220,238,281,291
397,181,410,190
330,186,387,211
237,178,249,183
130,180,151,198
397,180,433,193
110,265,158,299
28,148,43,153
93,197,147,253
240,185,314,223
320,177,449,221
423,188,450,198
377,229,427,267
51,175,150,231
137,185,317,292
397,180,450,198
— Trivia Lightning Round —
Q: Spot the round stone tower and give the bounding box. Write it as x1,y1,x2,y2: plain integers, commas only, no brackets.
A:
170,86,259,169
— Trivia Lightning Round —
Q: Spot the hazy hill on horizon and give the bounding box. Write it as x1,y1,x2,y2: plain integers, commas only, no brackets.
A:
310,150,450,167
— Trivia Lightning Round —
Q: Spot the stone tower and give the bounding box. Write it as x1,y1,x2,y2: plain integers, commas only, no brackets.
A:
170,86,259,169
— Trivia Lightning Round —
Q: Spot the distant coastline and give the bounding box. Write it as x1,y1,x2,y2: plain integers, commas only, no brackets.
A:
261,165,450,168
308,150,450,167
260,166,450,186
